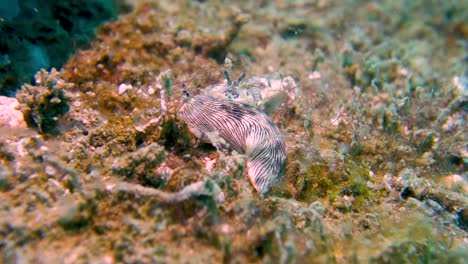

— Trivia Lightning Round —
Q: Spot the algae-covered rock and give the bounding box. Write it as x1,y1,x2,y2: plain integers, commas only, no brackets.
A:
0,163,13,191
88,116,138,158
111,143,167,187
371,241,436,264
56,195,96,232
16,69,72,134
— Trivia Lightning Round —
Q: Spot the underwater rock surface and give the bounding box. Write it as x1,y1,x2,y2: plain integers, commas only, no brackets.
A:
1,0,467,263
0,96,26,129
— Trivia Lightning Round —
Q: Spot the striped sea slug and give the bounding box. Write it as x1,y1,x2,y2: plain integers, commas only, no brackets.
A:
178,92,286,193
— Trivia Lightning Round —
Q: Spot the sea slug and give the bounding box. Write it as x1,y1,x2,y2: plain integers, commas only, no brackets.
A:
178,92,286,193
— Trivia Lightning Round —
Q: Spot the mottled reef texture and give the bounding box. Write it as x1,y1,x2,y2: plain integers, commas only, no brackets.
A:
1,0,467,263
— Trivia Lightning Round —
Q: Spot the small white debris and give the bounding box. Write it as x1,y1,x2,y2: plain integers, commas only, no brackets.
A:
441,174,467,192
160,88,167,114
383,174,394,192
307,71,321,80
101,255,114,264
220,224,233,234
134,117,161,133
204,157,216,172
442,113,464,132
45,165,57,176
398,67,409,76
118,83,133,95
155,162,173,181
453,76,467,95
147,86,155,95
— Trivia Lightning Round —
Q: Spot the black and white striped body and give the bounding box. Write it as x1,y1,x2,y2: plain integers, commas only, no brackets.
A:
179,94,286,193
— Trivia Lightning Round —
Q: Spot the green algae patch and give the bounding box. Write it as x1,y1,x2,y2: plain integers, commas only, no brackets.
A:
159,118,193,151
295,161,376,212
298,164,341,202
